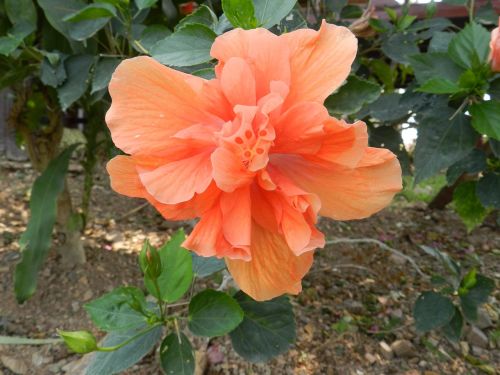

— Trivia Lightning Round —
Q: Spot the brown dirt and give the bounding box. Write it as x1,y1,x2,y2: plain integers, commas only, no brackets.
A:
0,158,499,375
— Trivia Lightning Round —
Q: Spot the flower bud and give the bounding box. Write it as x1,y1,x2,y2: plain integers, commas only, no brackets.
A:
139,240,162,279
59,330,98,354
490,17,500,72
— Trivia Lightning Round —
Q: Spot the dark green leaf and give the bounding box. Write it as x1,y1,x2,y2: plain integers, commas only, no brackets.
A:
416,78,464,94
476,173,500,209
135,0,157,10
91,57,120,94
135,24,171,53
475,1,498,24
448,22,490,69
144,230,193,302
469,101,500,140
325,75,381,115
86,325,163,375
446,149,487,185
408,53,463,84
453,181,488,231
229,292,295,362
429,31,454,52
253,0,297,29
5,0,37,28
369,126,411,175
57,54,94,110
409,18,452,36
489,77,500,100
188,289,244,337
160,333,195,375
223,0,258,29
398,15,416,30
175,4,217,31
276,8,307,33
460,275,494,321
191,254,225,278
442,307,464,342
413,291,455,332
84,287,147,332
381,33,419,64
40,56,67,88
361,93,411,122
151,24,216,67
0,22,35,56
490,139,500,157
414,108,478,184
14,145,78,303
63,3,117,22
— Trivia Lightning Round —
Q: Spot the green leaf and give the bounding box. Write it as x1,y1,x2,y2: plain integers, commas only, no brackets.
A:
325,75,381,115
409,53,463,84
59,330,98,353
489,77,500,100
361,93,411,122
476,173,500,209
91,57,120,94
40,56,67,88
38,0,111,41
397,15,416,30
0,22,35,56
14,145,78,303
413,291,455,332
134,0,157,10
469,101,500,140
416,78,464,94
381,32,419,64
276,7,307,33
446,149,487,186
188,289,244,337
63,3,117,22
144,230,193,302
368,126,411,175
442,307,464,342
191,68,215,79
414,108,478,184
86,325,163,375
222,0,258,29
135,24,171,53
460,275,494,321
429,31,454,52
84,287,147,332
175,4,217,31
253,0,297,29
160,333,195,375
191,254,225,278
229,292,296,362
448,22,490,69
150,24,216,67
57,55,94,111
453,181,488,231
5,0,37,28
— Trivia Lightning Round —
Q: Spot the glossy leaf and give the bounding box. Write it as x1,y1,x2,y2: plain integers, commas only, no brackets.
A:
448,22,490,69
229,292,295,362
5,0,37,28
460,274,494,321
86,325,163,375
191,253,225,278
414,291,455,332
253,0,297,29
360,93,412,122
150,24,216,67
91,57,120,94
429,31,454,52
453,181,488,231
469,101,500,140
135,0,157,10
409,53,463,84
476,173,500,209
222,0,258,29
144,230,193,302
0,23,34,56
416,78,464,94
57,55,94,110
84,287,147,332
14,145,78,303
325,75,381,115
446,149,487,186
188,289,244,337
135,24,171,53
160,333,195,375
63,3,117,22
414,108,477,184
175,5,217,31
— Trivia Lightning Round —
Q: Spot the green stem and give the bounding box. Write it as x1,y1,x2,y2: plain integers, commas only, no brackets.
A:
97,324,161,352
152,278,165,319
468,0,475,22
0,336,62,345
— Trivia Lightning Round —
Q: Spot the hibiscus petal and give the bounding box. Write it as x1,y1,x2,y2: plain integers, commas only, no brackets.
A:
139,152,213,205
220,187,251,252
272,148,402,220
282,20,357,106
211,28,291,99
225,223,314,301
220,57,256,107
106,56,223,155
211,147,254,192
316,118,368,168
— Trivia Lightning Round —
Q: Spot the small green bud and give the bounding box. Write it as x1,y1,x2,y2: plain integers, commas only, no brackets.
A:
58,330,98,354
139,240,162,279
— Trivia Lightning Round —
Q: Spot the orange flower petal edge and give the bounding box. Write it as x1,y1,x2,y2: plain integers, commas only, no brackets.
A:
490,17,500,72
105,21,402,301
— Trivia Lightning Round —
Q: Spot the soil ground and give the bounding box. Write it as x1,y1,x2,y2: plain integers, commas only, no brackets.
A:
0,157,499,375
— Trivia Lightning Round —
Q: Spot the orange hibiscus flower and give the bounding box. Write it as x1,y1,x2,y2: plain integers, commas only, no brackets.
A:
490,17,500,72
106,21,402,301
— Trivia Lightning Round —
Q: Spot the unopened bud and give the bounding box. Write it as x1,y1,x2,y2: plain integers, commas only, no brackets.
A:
59,330,98,354
139,240,162,279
